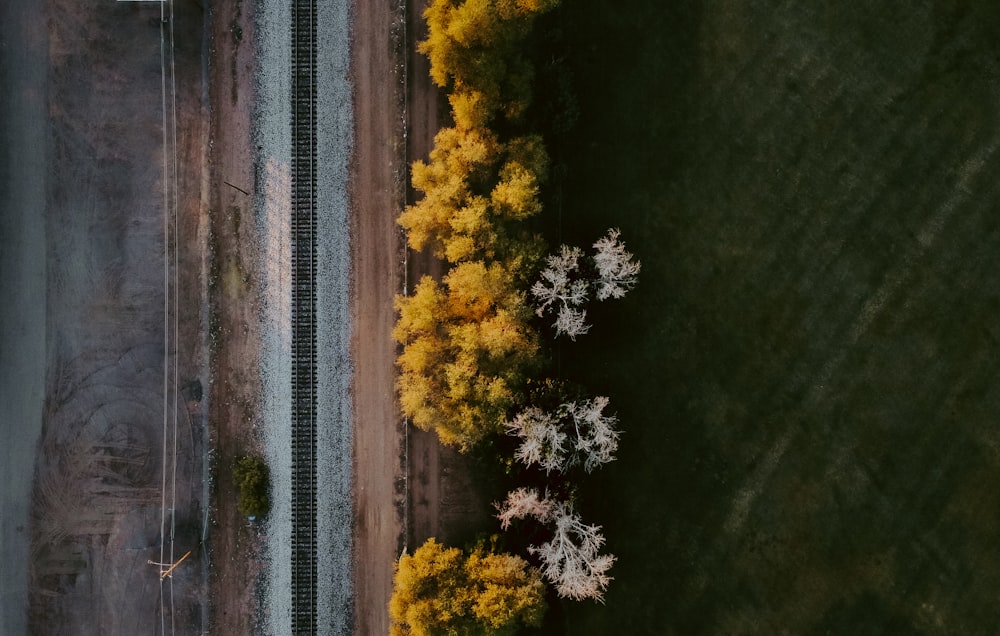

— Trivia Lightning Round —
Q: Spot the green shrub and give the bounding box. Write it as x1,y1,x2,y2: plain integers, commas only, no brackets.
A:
233,455,270,518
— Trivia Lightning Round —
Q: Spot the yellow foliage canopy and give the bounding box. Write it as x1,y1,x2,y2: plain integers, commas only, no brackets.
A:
449,86,493,130
390,538,546,636
394,264,539,449
399,128,549,264
397,1,561,451
419,0,559,124
399,127,500,258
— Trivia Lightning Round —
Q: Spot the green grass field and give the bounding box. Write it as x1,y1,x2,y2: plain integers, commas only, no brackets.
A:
545,2,1000,633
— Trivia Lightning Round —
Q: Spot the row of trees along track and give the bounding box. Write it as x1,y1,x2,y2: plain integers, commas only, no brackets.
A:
290,0,318,633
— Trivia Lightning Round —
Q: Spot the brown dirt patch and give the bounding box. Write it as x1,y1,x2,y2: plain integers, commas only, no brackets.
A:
203,0,267,634
350,0,495,631
347,0,407,633
350,0,505,632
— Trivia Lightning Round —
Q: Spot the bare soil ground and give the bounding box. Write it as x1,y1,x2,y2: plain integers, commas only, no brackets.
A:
347,0,407,633
350,0,500,632
27,0,210,633
202,0,268,634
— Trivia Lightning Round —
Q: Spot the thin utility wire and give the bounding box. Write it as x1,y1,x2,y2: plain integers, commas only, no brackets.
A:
168,0,180,632
158,1,170,634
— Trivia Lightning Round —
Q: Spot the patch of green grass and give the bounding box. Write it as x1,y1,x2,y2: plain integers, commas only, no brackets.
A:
542,1,1000,633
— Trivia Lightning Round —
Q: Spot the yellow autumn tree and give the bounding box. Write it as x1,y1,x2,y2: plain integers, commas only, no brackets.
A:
395,262,540,449
449,86,492,130
419,0,560,125
396,1,562,452
399,128,549,264
491,162,542,220
399,126,500,257
390,538,546,636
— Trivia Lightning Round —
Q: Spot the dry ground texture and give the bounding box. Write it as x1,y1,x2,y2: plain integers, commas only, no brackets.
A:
347,0,407,633
26,0,210,633
351,0,496,632
203,0,270,633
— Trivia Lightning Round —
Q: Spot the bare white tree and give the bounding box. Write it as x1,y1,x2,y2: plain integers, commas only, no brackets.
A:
531,245,591,340
506,397,620,474
505,407,568,474
565,397,620,473
495,486,553,529
591,228,641,301
496,488,616,602
531,230,640,339
552,304,590,341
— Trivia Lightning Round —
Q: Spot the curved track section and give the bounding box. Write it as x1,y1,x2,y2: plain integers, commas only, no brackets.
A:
290,0,318,632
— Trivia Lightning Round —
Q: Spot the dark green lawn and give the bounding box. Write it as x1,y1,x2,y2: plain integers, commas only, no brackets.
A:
544,2,1000,633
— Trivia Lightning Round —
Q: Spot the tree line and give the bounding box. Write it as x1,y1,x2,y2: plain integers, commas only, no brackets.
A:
391,1,641,632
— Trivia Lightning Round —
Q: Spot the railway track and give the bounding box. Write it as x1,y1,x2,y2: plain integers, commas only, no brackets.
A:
290,0,318,633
